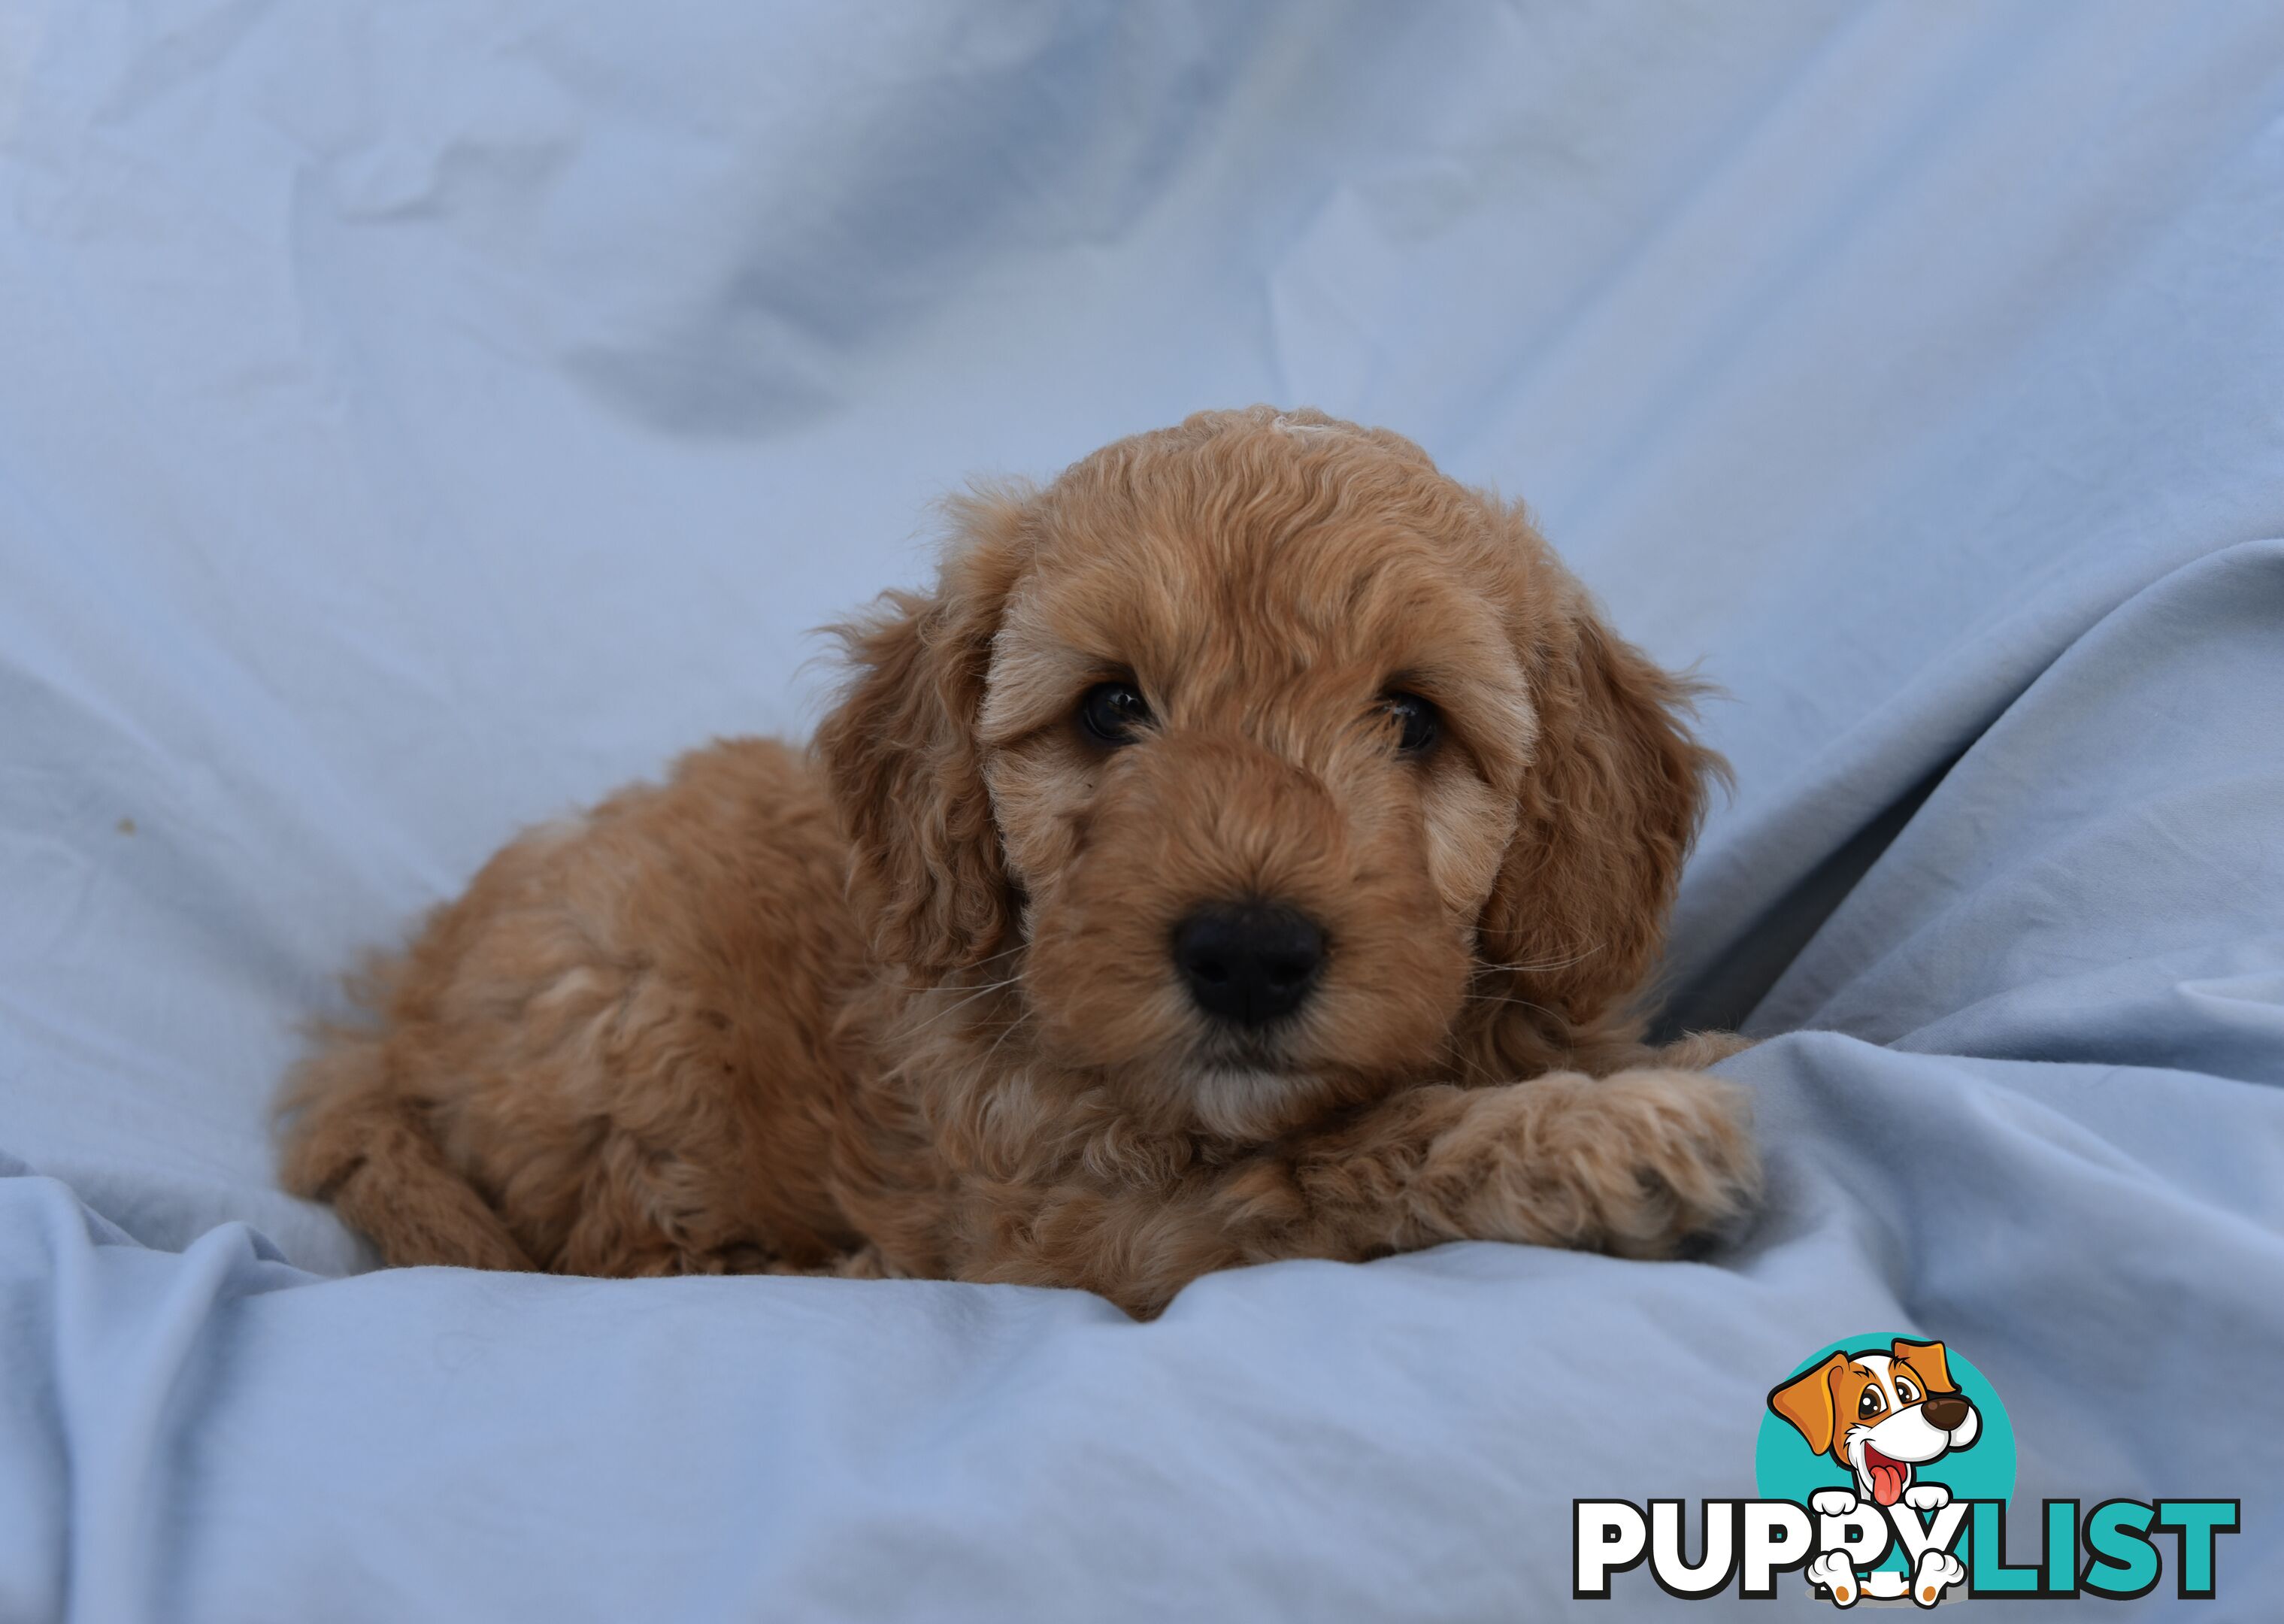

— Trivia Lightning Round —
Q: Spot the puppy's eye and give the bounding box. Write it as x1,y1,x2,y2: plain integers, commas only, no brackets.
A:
1894,1377,1920,1404
1381,691,1440,755
1078,681,1152,746
1858,1389,1886,1419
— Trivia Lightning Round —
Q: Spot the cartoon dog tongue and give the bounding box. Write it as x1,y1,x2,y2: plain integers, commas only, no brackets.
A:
1864,1447,1909,1507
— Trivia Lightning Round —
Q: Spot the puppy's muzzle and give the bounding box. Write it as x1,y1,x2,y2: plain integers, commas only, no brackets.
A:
1172,901,1325,1027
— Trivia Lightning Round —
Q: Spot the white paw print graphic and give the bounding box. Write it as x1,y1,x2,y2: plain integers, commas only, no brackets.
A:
1806,1550,1861,1607
1912,1548,1967,1607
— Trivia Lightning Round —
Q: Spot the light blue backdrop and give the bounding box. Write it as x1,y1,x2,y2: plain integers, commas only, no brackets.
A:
2,3,2280,1618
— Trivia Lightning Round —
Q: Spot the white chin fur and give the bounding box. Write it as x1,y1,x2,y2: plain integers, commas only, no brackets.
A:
1189,1066,1310,1138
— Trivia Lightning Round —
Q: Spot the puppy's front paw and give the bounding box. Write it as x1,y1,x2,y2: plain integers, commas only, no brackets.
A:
1544,1068,1760,1257
1424,1069,1760,1258
1811,1488,1861,1518
1902,1483,1951,1512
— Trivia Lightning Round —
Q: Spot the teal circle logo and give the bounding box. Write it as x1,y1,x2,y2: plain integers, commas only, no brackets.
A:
1756,1335,2015,1576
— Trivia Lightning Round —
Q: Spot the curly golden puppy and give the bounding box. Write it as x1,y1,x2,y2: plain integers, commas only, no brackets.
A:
279,408,1758,1316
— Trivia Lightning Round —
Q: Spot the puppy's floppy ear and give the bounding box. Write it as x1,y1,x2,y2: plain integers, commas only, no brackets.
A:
1768,1353,1849,1458
1477,511,1727,1042
1892,1338,1957,1394
815,488,1034,975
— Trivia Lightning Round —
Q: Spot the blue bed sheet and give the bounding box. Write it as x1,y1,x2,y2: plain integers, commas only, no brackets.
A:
3,2,2281,1617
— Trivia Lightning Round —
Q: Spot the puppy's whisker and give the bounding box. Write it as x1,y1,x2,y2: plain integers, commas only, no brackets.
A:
1443,1035,1500,1091
897,945,1025,986
1471,944,1604,977
974,1005,1030,1073
1469,992,1566,1021
907,977,1025,1034
1474,947,1602,974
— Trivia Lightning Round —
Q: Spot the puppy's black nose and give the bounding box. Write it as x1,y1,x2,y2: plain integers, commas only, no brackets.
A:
1921,1394,1970,1432
1173,903,1326,1027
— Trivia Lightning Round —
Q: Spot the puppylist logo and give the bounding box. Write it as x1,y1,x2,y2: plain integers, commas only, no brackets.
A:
1574,1335,2238,1607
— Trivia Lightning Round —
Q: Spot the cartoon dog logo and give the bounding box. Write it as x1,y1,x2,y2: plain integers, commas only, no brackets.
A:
1768,1338,1982,1606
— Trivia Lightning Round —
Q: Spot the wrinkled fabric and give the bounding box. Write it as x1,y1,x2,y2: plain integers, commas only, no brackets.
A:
2,2,2281,1619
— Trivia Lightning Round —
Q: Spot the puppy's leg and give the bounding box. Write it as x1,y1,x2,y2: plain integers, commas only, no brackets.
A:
280,1010,535,1272
762,1243,902,1281
1570,1027,1756,1076
552,1118,871,1278
1285,1068,1761,1262
1015,1068,1760,1316
279,738,864,1277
